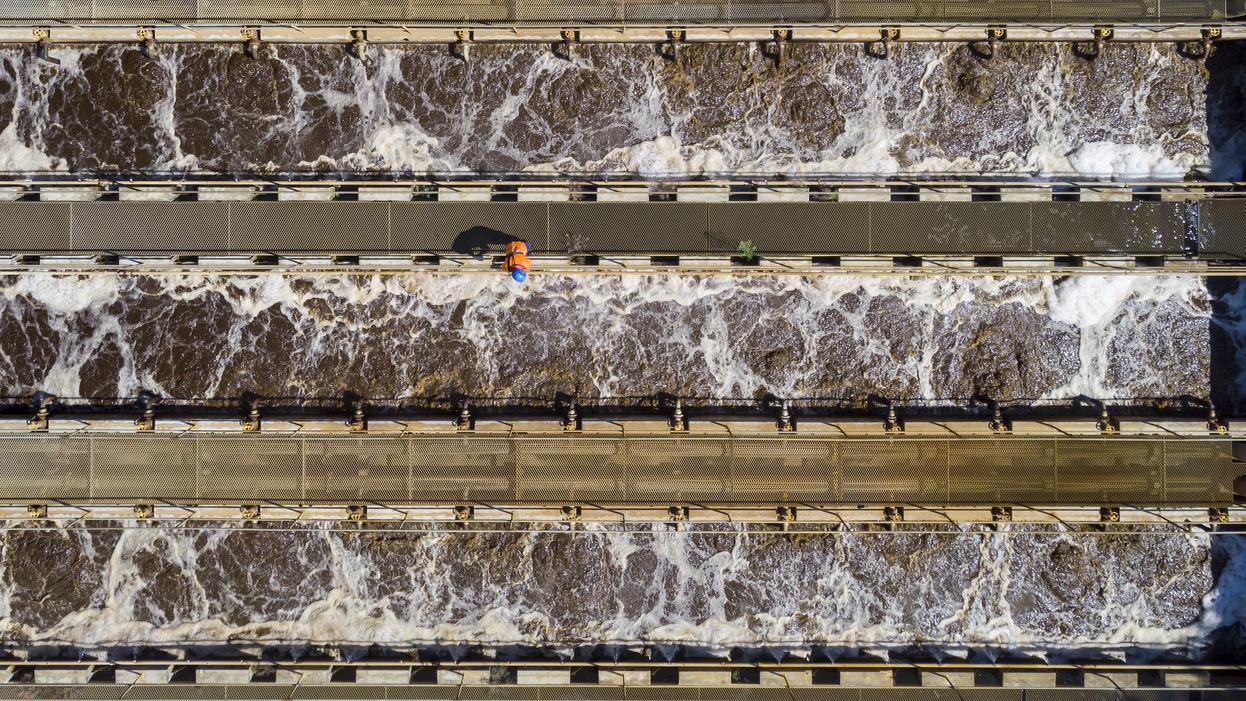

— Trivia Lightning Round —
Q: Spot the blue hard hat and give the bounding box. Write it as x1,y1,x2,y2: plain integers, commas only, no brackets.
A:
511,268,528,282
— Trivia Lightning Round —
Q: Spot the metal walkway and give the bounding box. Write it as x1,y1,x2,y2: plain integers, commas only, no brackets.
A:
2,199,1242,258
0,432,1237,506
0,0,1236,24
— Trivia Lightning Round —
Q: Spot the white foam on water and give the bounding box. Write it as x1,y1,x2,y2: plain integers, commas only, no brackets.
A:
1042,275,1209,399
0,43,1218,178
0,272,1212,402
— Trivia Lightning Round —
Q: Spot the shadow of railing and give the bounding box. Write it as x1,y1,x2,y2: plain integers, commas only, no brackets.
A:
0,391,1223,423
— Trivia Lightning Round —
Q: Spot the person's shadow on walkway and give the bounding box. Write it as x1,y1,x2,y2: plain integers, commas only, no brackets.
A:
451,226,523,258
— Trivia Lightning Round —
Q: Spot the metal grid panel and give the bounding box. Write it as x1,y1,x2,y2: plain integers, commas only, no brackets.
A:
948,439,1056,504
88,435,198,499
383,687,462,700
292,687,390,700
0,200,1221,256
459,687,544,700
707,203,871,254
92,0,197,18
517,0,624,20
625,437,733,501
228,201,390,252
732,437,836,500
885,692,1024,701
515,436,627,501
0,202,71,252
34,686,132,700
697,688,798,700
622,1,732,20
301,0,413,19
840,439,949,503
868,203,1030,254
541,689,627,701
224,686,308,700
1161,439,1238,504
396,0,516,20
859,690,1017,701
1198,199,1246,259
198,0,303,18
122,686,223,699
0,434,91,499
1031,202,1186,254
1020,692,1129,701
1054,439,1164,503
0,434,1236,505
196,436,304,501
727,1,833,20
304,437,411,502
1049,0,1159,18
788,691,863,701
409,435,516,501
618,689,695,701
548,202,708,254
1159,0,1226,17
0,0,93,18
70,201,228,252
0,0,1226,21
390,202,548,253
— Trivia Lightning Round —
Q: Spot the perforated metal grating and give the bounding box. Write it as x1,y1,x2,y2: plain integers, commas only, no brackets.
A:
0,201,1206,256
0,0,1226,21
0,433,1235,505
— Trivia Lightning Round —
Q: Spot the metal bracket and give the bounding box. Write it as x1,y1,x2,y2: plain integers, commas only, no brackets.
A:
241,398,262,432
137,27,157,58
451,29,472,60
349,29,368,60
661,29,685,62
241,28,262,59
27,393,55,432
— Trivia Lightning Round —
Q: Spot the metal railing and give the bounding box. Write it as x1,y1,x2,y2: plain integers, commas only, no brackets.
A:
0,0,1229,23
0,432,1237,505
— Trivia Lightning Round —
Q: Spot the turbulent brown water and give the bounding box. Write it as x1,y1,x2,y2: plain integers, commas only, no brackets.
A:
0,42,1220,177
1,521,1242,659
0,272,1216,403
0,38,1243,664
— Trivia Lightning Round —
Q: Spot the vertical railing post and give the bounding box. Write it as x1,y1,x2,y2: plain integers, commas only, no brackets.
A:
194,435,201,501
1160,439,1167,505
513,435,522,502
300,437,307,502
620,437,628,503
88,435,95,500
1052,438,1060,503
832,441,843,503
945,439,952,507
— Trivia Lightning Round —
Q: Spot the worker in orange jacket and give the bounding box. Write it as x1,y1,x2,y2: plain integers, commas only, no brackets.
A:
502,240,533,282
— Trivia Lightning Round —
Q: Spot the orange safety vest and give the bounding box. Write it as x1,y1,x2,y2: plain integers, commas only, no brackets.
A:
502,241,531,273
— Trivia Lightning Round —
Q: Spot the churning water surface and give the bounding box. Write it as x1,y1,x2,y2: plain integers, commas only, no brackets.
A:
0,42,1227,177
